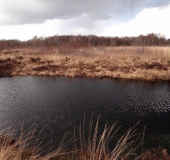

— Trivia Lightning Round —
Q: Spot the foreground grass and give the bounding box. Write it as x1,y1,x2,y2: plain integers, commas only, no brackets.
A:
0,46,170,81
0,120,170,160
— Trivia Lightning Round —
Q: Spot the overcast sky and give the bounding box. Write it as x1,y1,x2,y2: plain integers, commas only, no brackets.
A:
0,0,170,41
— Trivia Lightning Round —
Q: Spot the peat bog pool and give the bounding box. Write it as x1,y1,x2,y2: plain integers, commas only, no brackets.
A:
0,76,170,150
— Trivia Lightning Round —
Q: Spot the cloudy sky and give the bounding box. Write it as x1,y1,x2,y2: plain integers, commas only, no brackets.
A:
0,0,170,41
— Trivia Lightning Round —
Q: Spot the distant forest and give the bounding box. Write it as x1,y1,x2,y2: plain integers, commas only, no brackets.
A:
0,33,170,50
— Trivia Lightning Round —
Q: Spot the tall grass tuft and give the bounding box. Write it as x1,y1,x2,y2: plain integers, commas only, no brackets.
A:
0,118,169,159
0,126,71,160
73,117,140,160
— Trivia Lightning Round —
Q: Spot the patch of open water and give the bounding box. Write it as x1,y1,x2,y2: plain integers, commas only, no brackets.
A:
0,76,170,150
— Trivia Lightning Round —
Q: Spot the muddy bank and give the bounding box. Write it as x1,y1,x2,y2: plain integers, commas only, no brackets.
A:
0,54,170,81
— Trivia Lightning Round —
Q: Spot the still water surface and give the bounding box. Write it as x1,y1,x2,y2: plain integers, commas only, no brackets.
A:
0,76,170,149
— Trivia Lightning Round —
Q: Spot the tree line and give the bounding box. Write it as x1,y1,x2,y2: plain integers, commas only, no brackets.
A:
0,33,170,50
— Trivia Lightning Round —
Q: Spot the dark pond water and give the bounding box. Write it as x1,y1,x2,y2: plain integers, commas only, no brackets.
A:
0,76,170,150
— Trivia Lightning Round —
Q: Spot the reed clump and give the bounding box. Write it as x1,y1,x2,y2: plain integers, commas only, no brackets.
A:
0,46,170,81
0,127,71,160
0,119,169,160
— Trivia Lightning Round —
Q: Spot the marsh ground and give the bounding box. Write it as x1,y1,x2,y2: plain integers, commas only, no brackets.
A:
0,46,170,81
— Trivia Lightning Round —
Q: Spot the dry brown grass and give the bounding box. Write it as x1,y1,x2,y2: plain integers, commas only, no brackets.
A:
0,120,169,160
137,147,170,160
0,121,139,160
73,117,140,160
0,128,70,160
0,46,170,81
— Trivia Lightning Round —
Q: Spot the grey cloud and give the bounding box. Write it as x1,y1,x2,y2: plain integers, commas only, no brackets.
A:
0,0,170,26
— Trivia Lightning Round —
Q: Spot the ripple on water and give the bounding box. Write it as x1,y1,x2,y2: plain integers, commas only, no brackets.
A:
0,76,170,140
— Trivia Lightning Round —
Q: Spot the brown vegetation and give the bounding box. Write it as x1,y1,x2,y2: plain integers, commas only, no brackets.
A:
0,120,169,160
0,46,170,81
137,147,170,160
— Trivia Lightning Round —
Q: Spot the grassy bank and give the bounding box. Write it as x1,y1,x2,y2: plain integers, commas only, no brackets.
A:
0,46,170,81
0,120,169,160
